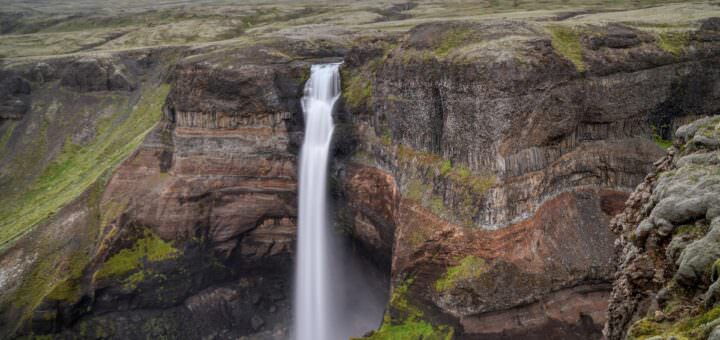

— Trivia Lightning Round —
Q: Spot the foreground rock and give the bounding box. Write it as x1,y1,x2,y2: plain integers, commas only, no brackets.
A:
605,116,720,340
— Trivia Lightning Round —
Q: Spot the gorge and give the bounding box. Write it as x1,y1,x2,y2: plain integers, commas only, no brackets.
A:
1,1,720,340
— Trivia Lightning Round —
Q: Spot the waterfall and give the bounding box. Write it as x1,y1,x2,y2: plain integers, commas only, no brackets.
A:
294,63,341,340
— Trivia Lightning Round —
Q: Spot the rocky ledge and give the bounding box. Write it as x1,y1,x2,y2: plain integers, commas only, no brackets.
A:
605,116,720,340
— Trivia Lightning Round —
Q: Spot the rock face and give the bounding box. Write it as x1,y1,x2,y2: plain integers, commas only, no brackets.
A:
59,57,136,92
338,19,720,339
0,43,325,338
605,116,720,340
0,71,31,121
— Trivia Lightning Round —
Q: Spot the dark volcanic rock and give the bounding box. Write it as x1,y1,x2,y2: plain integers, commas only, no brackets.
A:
0,72,31,121
60,57,136,92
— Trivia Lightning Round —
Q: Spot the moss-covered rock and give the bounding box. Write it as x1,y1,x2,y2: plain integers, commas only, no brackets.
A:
94,229,179,281
434,256,487,292
358,278,454,340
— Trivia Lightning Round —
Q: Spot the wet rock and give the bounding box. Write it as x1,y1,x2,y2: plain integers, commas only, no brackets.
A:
339,165,399,268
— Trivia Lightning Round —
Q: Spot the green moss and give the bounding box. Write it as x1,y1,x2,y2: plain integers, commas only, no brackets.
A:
627,305,720,340
389,277,422,317
124,271,146,290
359,278,454,340
12,245,91,317
548,25,585,72
381,130,393,146
95,229,179,280
627,318,668,340
430,197,445,215
435,256,488,292
435,27,473,57
0,84,170,250
45,278,82,302
0,121,17,152
392,144,495,226
653,133,673,149
360,314,454,340
344,73,373,108
673,223,708,238
439,160,452,176
406,179,431,202
657,31,689,57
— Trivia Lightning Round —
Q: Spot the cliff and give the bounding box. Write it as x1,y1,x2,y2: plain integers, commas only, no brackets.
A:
339,17,720,340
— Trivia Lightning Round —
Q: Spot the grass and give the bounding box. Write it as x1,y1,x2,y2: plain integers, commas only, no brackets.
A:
653,133,673,149
435,256,488,292
547,25,585,72
406,179,431,202
627,305,720,340
360,314,454,340
0,84,170,250
95,229,179,280
343,72,373,108
657,31,690,57
673,223,708,238
434,27,474,57
0,121,18,153
12,245,92,316
1,177,116,335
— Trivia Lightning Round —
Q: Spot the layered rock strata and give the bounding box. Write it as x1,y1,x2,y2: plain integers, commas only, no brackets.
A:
340,19,720,339
0,44,321,338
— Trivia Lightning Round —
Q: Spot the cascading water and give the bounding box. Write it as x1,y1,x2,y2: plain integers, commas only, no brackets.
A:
293,63,386,340
294,63,341,340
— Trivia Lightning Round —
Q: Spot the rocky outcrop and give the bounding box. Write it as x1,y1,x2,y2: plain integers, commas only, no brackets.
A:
340,18,720,339
59,57,136,92
605,116,720,340
0,72,30,121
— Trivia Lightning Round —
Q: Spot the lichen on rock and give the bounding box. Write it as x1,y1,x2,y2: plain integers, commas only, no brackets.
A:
605,115,720,340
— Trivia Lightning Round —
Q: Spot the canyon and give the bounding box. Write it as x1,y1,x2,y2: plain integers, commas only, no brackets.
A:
1,1,720,339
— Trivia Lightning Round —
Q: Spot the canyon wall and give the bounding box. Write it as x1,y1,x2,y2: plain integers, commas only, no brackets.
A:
0,14,719,340
338,19,720,339
0,42,334,338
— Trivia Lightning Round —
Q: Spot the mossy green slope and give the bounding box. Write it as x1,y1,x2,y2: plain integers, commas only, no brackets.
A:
628,304,720,340
547,25,585,72
435,256,487,292
95,229,179,280
0,84,170,250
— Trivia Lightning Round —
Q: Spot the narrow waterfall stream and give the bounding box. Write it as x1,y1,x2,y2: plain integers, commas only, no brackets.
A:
294,64,386,340
294,64,340,340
